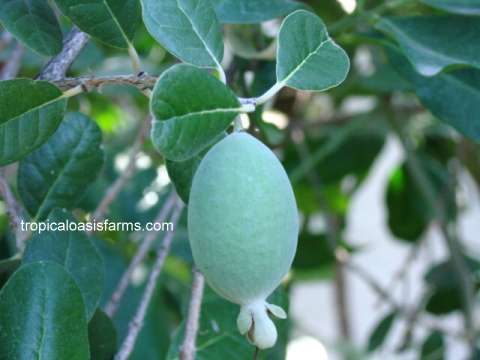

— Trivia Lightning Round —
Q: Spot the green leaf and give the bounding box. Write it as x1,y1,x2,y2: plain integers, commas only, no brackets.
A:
212,0,304,23
167,287,289,360
151,64,241,161
141,0,224,68
424,257,480,314
421,331,445,360
88,309,117,360
386,45,480,141
276,10,350,91
377,16,480,76
367,312,396,352
23,209,105,320
0,79,66,166
421,0,480,15
166,155,203,204
0,0,63,56
0,261,89,360
18,112,104,220
386,156,456,242
54,0,140,48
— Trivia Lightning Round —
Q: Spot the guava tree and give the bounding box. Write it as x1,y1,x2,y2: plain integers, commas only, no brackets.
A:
0,0,478,359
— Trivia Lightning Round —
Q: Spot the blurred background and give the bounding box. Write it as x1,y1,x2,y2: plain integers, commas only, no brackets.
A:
0,0,479,359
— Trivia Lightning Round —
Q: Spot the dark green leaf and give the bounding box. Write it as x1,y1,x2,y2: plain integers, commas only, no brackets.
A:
0,0,63,56
89,309,117,360
421,331,445,360
141,0,224,68
276,10,350,91
18,112,104,220
386,44,480,141
0,261,89,359
151,64,241,161
54,0,140,48
166,155,203,204
424,257,480,314
213,0,304,23
23,209,104,320
0,79,66,166
421,0,480,15
377,16,480,76
367,312,396,352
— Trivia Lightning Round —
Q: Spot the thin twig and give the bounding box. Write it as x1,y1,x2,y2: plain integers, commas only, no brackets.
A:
0,42,24,80
104,191,178,317
38,27,89,81
115,199,184,360
51,73,157,92
0,170,25,251
179,268,205,360
92,119,151,223
387,107,477,352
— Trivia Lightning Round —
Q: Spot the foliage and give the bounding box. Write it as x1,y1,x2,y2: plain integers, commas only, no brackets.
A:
0,0,479,359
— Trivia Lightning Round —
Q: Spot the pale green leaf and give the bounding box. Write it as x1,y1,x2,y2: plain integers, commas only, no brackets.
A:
377,16,480,76
0,0,63,56
151,64,241,161
54,0,140,48
18,112,104,220
141,0,223,68
276,10,350,91
421,0,480,15
0,79,66,166
212,0,305,23
0,261,89,360
23,209,105,320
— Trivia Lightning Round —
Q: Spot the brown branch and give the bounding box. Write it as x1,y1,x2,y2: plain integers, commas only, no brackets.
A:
91,118,151,223
51,73,157,92
0,42,24,80
115,199,184,360
104,191,178,317
38,27,89,81
179,268,205,360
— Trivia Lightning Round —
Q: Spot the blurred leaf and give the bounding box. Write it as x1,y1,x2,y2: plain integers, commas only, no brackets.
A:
23,209,105,320
386,44,480,141
212,0,304,23
225,24,276,60
0,79,66,166
0,0,62,56
386,157,455,242
167,287,289,360
367,311,396,352
142,0,223,68
420,331,445,360
292,232,335,278
424,257,480,314
277,10,350,91
18,112,104,220
359,62,412,93
54,0,140,48
89,309,117,360
0,261,89,359
421,0,480,15
151,64,240,161
377,16,480,76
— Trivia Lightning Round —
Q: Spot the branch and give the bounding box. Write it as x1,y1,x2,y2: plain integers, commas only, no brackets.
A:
104,191,178,317
0,42,24,80
179,268,205,360
115,198,184,360
51,73,157,92
92,118,151,223
0,169,26,251
0,31,13,53
38,27,89,81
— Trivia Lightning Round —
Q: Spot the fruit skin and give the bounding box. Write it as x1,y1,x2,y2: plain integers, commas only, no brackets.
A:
188,132,298,349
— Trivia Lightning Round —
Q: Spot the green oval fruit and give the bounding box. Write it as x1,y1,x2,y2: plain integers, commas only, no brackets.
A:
188,132,298,349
